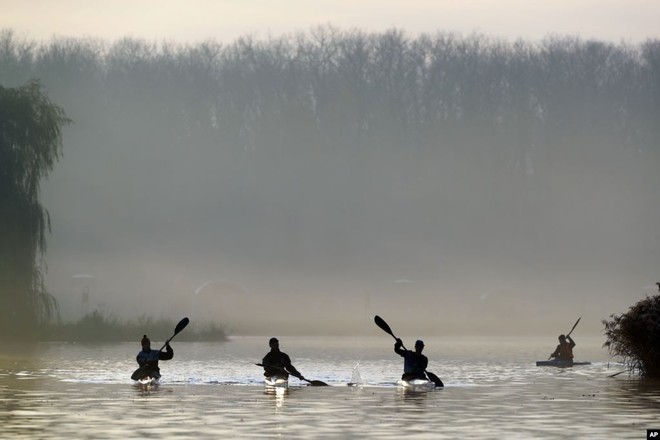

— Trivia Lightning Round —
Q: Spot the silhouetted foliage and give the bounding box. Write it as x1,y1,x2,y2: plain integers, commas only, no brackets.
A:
43,311,226,342
602,293,660,378
0,79,70,340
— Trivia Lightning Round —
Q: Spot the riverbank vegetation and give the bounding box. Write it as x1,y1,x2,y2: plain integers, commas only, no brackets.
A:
41,311,226,342
602,292,660,378
0,81,70,340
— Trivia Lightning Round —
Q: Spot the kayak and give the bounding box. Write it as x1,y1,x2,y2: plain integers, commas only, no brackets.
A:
135,375,159,386
536,360,591,367
397,378,436,391
131,367,161,384
131,367,160,381
264,375,289,388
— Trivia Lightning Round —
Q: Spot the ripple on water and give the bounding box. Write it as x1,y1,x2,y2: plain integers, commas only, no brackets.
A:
1,337,658,439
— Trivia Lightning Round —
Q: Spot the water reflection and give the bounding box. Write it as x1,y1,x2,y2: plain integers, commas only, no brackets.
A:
2,337,659,439
613,378,660,410
264,385,289,408
133,381,160,397
396,386,432,404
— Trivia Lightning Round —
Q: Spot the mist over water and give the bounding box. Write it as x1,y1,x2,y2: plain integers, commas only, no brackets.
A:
1,28,659,336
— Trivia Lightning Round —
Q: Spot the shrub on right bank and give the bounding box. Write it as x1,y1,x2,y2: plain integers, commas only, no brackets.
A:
602,292,660,378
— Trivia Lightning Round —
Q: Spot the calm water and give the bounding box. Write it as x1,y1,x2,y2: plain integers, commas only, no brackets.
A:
1,336,659,439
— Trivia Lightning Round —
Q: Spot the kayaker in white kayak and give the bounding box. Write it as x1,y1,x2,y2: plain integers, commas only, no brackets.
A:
136,335,174,379
261,337,305,381
395,338,428,381
549,334,575,361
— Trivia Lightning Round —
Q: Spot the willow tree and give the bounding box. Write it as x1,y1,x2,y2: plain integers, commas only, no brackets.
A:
0,81,70,339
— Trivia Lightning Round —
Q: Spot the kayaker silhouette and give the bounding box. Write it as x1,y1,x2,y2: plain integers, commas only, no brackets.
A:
549,334,575,361
135,334,174,380
261,337,305,381
395,338,429,381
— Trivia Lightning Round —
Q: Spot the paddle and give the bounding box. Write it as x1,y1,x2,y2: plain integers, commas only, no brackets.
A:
566,317,581,338
131,317,190,381
255,363,329,386
548,317,581,360
374,315,444,388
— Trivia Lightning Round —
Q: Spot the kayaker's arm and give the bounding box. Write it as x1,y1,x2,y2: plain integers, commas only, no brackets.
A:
394,338,407,356
159,342,174,361
549,345,560,359
284,362,304,380
258,362,305,380
566,335,576,348
278,352,304,379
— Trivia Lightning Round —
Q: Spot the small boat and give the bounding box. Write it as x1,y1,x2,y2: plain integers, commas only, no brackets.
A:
397,378,436,391
135,375,160,386
132,368,161,385
264,375,289,388
536,360,591,367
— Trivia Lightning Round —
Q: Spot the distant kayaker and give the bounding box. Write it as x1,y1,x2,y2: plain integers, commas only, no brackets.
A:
136,334,174,379
549,334,575,361
261,337,305,381
395,338,428,381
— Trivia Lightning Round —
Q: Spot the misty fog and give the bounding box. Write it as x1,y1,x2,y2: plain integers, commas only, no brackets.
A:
1,28,658,336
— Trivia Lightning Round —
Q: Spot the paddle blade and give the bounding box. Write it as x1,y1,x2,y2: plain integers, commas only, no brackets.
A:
309,380,329,386
159,317,190,351
174,317,190,335
426,371,444,388
131,367,146,381
374,315,395,337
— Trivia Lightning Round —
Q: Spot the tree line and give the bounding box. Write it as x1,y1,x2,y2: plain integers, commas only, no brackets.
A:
2,27,658,162
1,27,659,336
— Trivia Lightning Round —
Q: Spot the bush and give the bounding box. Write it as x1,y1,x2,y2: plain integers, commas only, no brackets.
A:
602,293,660,378
41,312,227,342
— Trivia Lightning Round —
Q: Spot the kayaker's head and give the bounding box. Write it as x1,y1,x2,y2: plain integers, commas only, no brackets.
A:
415,340,424,353
141,335,151,351
269,337,280,351
558,334,566,343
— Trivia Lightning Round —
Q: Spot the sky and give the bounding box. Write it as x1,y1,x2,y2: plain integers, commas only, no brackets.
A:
1,0,659,44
